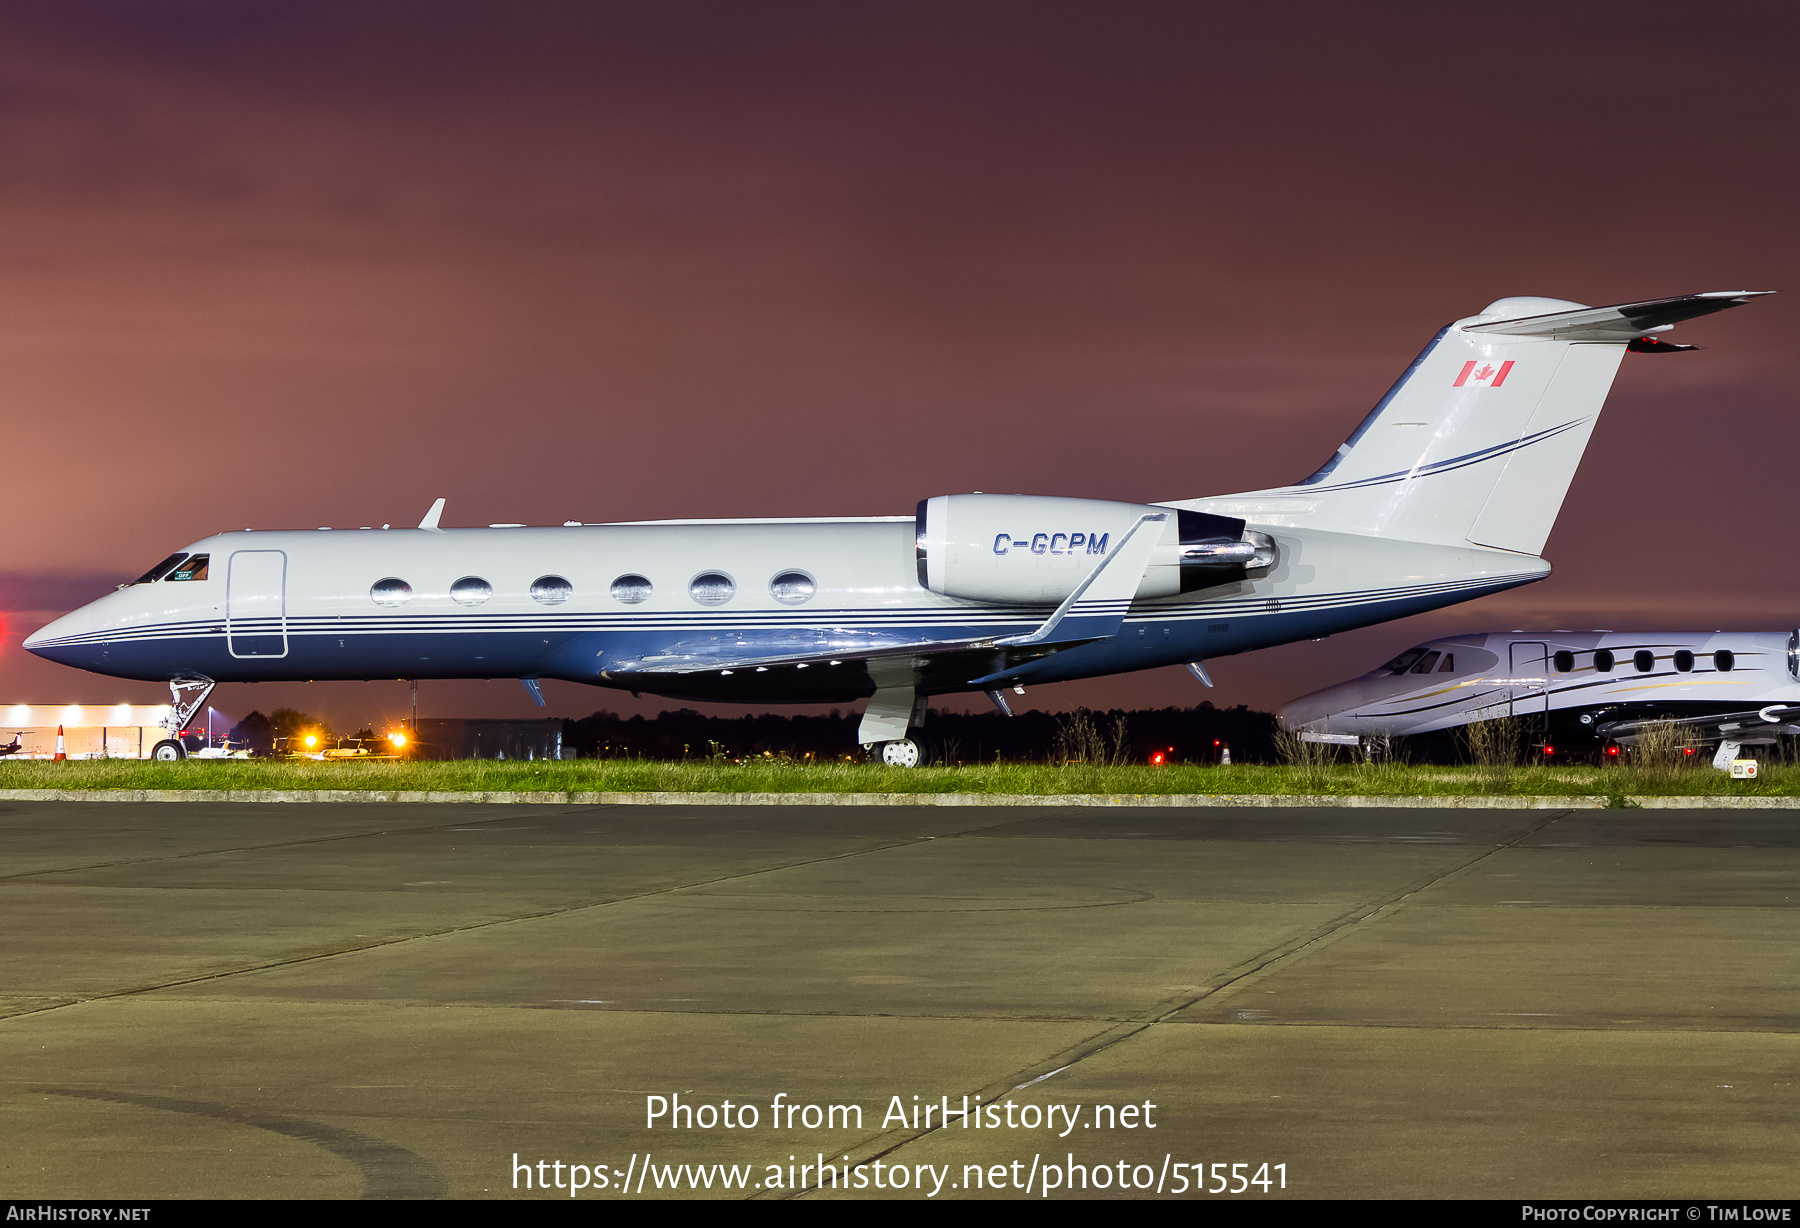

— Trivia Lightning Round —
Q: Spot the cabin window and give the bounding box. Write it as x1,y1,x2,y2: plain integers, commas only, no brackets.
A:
1553,650,1575,673
689,572,736,606
1673,649,1694,673
1438,653,1454,672
167,554,209,582
610,574,652,604
132,553,189,585
1634,650,1655,673
1715,649,1735,673
1409,651,1440,674
769,570,817,605
451,577,492,606
370,577,413,607
1594,649,1614,672
531,575,573,605
1381,648,1427,674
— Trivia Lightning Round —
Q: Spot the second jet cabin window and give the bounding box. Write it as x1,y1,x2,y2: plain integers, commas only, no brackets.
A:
1635,650,1655,673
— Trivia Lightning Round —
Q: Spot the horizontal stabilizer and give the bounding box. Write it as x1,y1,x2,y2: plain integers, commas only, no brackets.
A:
1466,291,1771,342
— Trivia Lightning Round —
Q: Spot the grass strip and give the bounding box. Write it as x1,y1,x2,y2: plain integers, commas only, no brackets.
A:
1,759,1794,798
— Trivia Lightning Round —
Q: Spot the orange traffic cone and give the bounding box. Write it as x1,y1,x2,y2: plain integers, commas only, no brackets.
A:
53,724,66,761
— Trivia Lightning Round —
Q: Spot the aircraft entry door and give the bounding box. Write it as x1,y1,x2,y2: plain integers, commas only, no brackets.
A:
1508,641,1549,718
227,550,288,658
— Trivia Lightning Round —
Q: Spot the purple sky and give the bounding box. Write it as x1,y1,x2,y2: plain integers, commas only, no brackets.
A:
2,2,1795,734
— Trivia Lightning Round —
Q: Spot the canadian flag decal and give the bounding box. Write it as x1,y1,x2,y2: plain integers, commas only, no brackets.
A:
1453,359,1514,388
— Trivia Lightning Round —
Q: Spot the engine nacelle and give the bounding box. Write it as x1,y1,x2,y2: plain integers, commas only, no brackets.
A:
914,494,1268,605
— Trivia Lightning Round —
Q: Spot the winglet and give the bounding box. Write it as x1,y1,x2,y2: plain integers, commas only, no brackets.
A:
418,498,446,531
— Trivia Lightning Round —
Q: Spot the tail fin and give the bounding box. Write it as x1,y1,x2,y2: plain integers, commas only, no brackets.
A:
1193,291,1769,554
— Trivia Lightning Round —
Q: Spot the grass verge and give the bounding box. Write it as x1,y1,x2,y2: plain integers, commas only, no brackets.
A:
0,759,1795,797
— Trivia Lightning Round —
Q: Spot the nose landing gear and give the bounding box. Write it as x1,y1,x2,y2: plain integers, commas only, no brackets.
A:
153,676,216,762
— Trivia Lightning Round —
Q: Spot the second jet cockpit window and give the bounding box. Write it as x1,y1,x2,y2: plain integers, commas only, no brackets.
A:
1381,648,1426,674
167,555,209,582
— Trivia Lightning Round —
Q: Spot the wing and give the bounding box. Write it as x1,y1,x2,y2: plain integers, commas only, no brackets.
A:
1595,704,1800,744
601,513,1170,685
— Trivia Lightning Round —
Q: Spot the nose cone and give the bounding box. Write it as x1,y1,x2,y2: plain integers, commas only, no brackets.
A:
23,605,97,669
23,606,90,652
1276,690,1332,732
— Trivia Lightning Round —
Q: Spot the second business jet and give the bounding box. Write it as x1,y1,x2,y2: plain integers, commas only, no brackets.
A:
1278,630,1800,766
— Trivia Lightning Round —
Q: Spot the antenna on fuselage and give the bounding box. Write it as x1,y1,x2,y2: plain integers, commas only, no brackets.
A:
418,497,446,531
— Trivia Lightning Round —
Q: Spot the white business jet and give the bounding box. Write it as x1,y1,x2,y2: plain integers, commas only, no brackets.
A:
1278,631,1800,766
26,290,1768,764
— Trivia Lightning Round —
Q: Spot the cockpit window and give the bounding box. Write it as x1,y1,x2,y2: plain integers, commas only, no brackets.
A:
131,553,189,585
1380,648,1427,675
167,554,209,582
1409,651,1441,674
1438,653,1455,672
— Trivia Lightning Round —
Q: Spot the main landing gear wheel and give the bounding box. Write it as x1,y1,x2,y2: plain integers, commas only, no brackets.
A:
151,739,186,761
878,734,938,768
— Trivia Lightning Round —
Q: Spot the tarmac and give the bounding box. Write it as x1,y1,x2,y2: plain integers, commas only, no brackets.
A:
1,799,1796,1200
